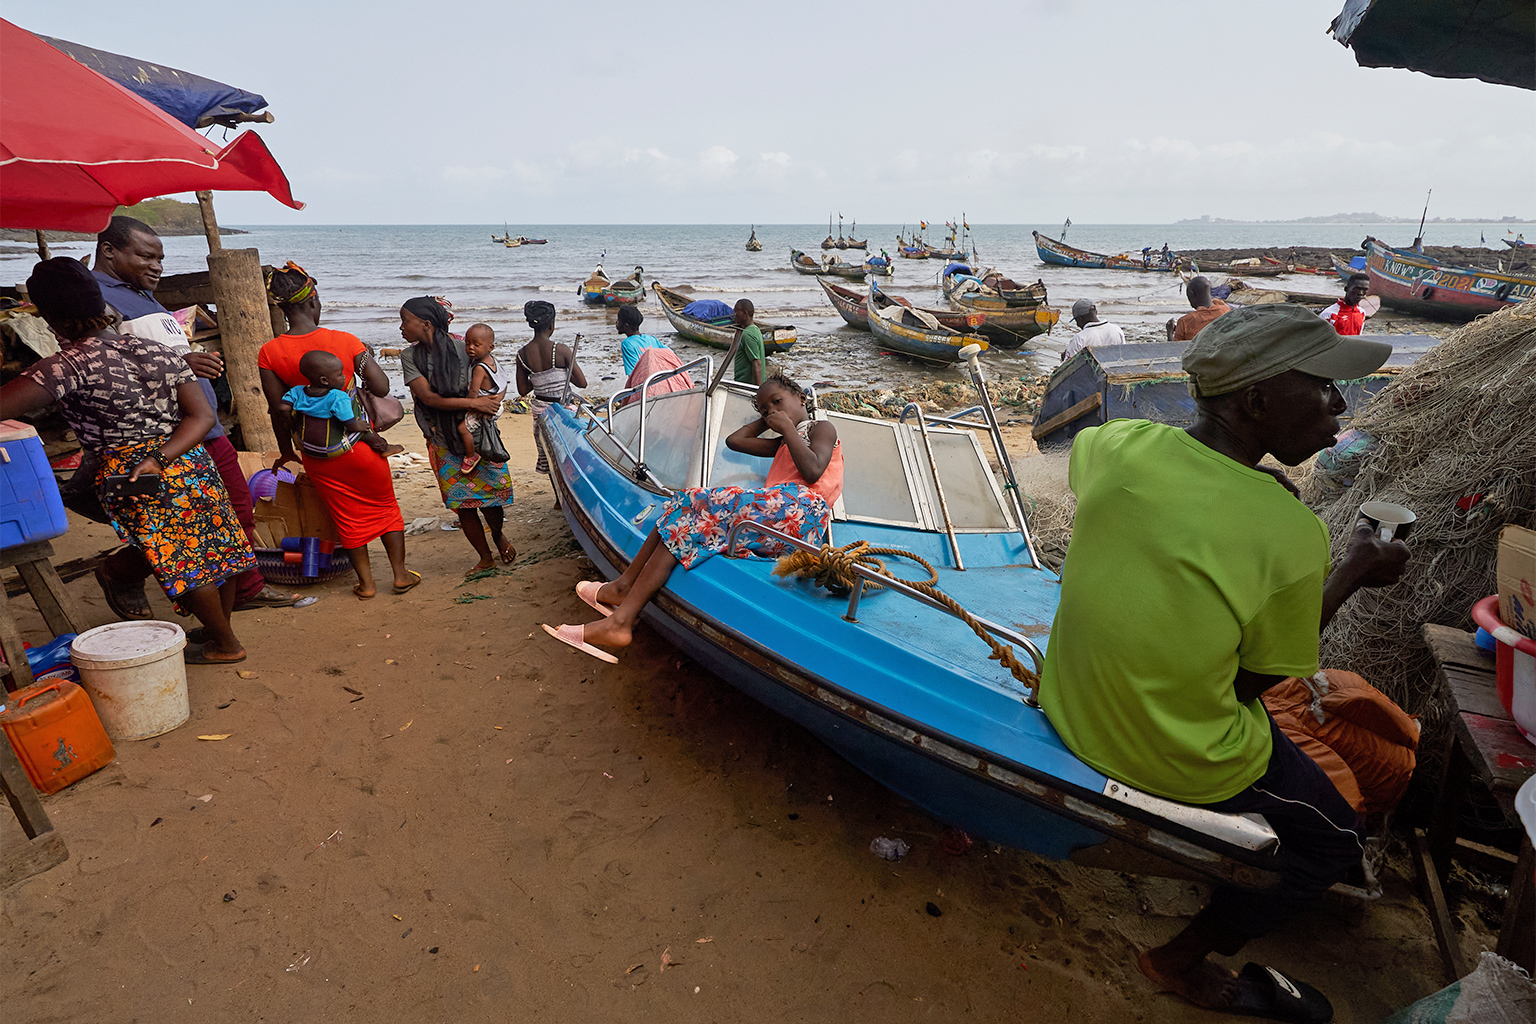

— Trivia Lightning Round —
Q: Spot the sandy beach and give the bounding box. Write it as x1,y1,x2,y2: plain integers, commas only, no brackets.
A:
0,419,1491,1024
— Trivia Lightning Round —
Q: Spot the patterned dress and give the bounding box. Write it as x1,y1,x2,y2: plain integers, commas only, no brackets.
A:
23,334,254,597
400,340,515,511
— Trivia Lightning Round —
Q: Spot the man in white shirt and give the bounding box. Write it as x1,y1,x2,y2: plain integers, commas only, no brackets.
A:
1061,299,1125,361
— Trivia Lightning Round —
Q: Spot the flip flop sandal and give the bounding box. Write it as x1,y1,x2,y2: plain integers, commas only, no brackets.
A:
498,540,517,565
183,643,247,666
234,586,300,610
542,623,618,664
1226,963,1333,1023
575,581,619,616
354,583,377,600
94,566,151,621
185,626,209,644
392,570,422,595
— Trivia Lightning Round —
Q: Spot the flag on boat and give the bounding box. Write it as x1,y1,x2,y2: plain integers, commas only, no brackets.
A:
920,220,928,230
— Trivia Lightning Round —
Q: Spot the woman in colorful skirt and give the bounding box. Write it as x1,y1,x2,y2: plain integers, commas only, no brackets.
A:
544,372,843,663
1,259,252,663
398,296,518,574
260,265,416,599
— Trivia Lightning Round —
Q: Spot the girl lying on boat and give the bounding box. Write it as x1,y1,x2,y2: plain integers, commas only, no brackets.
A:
543,371,843,663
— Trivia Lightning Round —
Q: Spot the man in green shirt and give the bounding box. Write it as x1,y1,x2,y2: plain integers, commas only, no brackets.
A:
731,299,765,385
1039,304,1408,1020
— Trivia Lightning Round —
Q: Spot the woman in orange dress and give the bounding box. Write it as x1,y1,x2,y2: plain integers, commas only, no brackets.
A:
258,264,416,598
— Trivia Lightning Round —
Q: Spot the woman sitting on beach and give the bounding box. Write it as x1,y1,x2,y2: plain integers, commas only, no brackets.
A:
515,300,586,475
260,265,416,598
544,372,842,663
1,259,253,663
398,295,518,573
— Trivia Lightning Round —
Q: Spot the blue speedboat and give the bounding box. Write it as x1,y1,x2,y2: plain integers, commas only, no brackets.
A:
540,349,1287,890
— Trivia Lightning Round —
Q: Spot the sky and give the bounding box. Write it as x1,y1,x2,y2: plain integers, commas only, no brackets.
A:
10,0,1534,224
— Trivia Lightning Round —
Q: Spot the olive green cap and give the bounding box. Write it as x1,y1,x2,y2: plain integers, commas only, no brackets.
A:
1181,303,1393,397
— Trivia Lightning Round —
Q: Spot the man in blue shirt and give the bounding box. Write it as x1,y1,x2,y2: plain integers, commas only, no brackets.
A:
615,305,661,377
75,216,295,618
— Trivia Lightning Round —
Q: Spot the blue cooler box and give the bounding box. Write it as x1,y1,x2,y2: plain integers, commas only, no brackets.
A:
0,419,68,548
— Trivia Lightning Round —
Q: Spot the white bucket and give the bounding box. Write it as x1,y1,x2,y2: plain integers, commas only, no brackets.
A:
70,621,189,741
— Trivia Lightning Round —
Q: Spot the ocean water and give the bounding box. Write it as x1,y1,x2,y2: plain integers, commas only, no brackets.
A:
8,221,1515,394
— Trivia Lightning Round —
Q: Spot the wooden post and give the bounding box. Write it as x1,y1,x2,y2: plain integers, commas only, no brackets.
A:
206,248,278,452
34,229,50,261
196,190,223,253
268,297,289,340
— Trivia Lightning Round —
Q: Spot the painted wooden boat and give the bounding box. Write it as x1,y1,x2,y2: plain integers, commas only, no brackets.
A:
1362,237,1534,320
745,226,762,252
1188,259,1288,278
579,263,610,305
862,253,894,277
898,245,930,259
512,236,548,245
651,282,797,353
602,266,645,306
867,282,987,365
1032,231,1178,272
844,221,867,250
1332,254,1366,285
941,263,1049,307
538,362,1302,891
823,257,868,280
817,277,983,334
790,248,826,275
948,290,1059,348
1031,335,1443,448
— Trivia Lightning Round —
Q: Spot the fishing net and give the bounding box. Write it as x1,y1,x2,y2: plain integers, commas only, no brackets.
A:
1304,301,1536,728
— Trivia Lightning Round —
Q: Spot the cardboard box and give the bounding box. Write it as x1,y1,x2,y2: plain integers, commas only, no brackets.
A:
237,450,340,544
1498,524,1536,641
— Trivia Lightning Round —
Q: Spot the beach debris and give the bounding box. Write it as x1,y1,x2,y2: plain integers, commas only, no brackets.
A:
473,965,480,973
441,520,461,531
429,947,439,954
392,915,402,921
223,891,236,902
625,963,643,975
870,837,910,861
453,593,492,604
385,659,397,664
404,516,439,536
399,720,413,731
197,734,231,741
286,953,311,973
660,947,676,972
940,827,974,856
695,937,713,944
216,700,235,709
198,794,213,802
494,725,504,730
343,686,362,695
236,670,259,679
925,902,943,917
401,928,412,939
294,596,318,608
150,817,163,827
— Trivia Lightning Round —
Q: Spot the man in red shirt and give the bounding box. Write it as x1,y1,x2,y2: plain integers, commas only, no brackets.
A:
1319,274,1369,336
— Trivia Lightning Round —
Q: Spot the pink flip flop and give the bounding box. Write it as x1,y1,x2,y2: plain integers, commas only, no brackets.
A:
542,623,618,664
575,580,619,616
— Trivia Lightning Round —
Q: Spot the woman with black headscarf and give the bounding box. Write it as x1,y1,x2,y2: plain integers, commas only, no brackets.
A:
399,296,516,573
0,259,251,663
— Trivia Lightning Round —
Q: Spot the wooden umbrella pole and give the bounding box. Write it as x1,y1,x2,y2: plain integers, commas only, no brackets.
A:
34,229,50,261
196,190,223,252
206,246,278,452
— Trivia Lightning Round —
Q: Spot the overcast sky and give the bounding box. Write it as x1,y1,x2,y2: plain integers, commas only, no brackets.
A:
12,1,1533,224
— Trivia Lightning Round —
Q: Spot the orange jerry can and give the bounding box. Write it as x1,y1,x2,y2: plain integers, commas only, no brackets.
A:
0,679,116,794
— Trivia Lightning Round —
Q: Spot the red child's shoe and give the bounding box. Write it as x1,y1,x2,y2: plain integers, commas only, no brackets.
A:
460,454,481,475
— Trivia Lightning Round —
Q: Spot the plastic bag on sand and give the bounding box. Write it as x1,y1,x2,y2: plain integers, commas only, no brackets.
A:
869,837,909,861
404,516,439,536
1384,952,1535,1024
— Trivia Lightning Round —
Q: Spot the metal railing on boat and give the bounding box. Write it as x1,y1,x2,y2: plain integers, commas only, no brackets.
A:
582,355,714,488
723,518,1045,696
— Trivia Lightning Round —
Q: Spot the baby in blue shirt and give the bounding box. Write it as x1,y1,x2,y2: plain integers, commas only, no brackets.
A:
280,350,401,458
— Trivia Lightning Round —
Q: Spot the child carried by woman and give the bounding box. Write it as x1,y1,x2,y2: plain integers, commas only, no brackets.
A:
455,323,507,474
543,371,842,663
279,350,403,459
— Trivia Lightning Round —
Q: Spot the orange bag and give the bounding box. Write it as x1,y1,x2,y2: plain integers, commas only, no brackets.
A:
1263,668,1419,817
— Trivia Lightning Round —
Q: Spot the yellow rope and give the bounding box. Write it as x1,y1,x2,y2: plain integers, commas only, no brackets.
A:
773,541,1039,690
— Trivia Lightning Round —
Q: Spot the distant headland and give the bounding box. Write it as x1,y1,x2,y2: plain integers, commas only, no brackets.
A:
0,197,249,244
1177,213,1533,225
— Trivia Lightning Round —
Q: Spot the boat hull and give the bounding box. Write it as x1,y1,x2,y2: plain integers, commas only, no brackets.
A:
1364,239,1530,321
652,282,797,353
1033,231,1177,272
948,293,1058,346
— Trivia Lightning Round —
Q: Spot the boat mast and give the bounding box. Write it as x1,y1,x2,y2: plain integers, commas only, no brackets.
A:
1413,189,1432,251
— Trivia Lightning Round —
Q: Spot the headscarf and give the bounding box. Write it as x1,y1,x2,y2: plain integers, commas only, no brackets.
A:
28,258,111,336
265,261,316,305
524,300,556,333
403,295,470,452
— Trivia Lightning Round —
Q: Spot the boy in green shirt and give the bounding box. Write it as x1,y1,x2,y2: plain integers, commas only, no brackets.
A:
1040,304,1409,1020
730,299,765,385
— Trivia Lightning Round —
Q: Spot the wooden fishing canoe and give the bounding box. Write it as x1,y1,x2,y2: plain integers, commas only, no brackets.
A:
949,290,1059,348
867,282,988,365
817,278,983,334
1362,237,1534,320
651,282,797,353
579,264,610,304
602,266,645,306
745,226,762,252
790,248,826,275
1033,231,1178,272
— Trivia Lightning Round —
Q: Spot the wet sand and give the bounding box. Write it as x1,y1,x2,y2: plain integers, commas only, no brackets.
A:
1,423,1487,1022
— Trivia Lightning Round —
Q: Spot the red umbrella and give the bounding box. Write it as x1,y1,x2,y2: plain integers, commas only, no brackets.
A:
0,18,303,233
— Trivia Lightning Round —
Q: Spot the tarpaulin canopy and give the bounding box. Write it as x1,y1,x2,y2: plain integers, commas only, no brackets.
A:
0,18,303,233
1329,0,1535,91
38,33,270,129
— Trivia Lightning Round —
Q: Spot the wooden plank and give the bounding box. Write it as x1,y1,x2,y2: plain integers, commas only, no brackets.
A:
0,829,69,889
1424,623,1497,673
1495,835,1535,972
1032,391,1102,440
1412,828,1470,983
0,593,36,692
0,725,50,838
1457,711,1536,801
13,558,87,636
0,539,57,570
1443,663,1507,718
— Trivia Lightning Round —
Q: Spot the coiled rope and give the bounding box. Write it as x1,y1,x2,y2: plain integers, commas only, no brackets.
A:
773,540,1039,690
